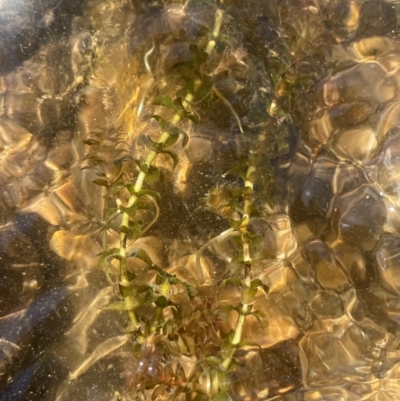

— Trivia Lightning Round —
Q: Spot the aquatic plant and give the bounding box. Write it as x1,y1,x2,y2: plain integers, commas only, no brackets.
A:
82,1,334,399
88,6,242,400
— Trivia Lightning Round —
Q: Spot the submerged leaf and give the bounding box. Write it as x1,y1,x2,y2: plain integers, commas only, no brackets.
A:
167,126,189,147
241,287,258,304
126,247,154,266
108,181,125,195
104,207,118,219
130,222,141,240
159,149,179,169
185,112,200,125
120,204,138,217
135,159,148,173
152,96,177,111
154,296,169,308
98,248,121,270
145,166,161,185
250,279,269,294
249,310,268,328
186,284,196,300
164,132,180,147
120,225,132,234
173,97,185,110
138,134,159,150
152,114,169,131
114,155,135,166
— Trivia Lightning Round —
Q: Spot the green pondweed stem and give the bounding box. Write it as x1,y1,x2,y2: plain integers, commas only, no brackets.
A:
205,9,224,56
118,9,225,327
221,162,256,370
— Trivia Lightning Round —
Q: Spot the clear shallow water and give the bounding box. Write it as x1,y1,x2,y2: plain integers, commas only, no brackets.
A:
2,0,400,400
